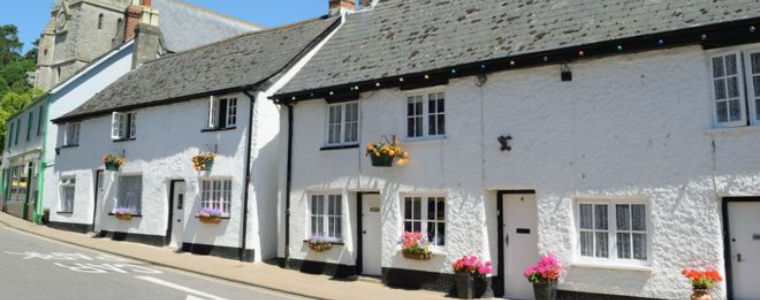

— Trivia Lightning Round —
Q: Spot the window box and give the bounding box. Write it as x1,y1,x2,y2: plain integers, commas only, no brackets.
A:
197,216,222,224
306,237,334,253
111,208,139,221
402,251,432,261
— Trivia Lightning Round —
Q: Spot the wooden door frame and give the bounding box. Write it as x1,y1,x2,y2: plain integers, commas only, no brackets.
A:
722,196,760,300
356,191,380,276
496,190,536,298
166,180,185,247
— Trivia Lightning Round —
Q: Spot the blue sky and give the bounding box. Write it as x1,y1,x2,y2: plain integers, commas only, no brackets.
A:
1,0,332,53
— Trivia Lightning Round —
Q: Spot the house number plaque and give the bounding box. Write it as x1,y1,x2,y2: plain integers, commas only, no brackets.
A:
753,234,760,241
370,207,380,212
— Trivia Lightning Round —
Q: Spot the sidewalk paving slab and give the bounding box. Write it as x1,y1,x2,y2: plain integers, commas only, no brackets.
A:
0,213,454,300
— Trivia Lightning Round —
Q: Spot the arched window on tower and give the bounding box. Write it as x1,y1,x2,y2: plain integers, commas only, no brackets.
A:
98,14,104,30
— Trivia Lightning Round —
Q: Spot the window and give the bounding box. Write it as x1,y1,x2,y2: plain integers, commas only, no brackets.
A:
403,196,445,246
407,92,445,138
116,175,142,214
577,201,648,263
111,112,136,140
207,97,237,129
26,112,33,141
63,122,80,146
200,179,232,217
745,51,760,123
59,177,75,213
98,14,104,30
14,119,20,145
326,102,359,145
7,121,13,150
711,53,745,127
37,105,44,136
310,194,342,241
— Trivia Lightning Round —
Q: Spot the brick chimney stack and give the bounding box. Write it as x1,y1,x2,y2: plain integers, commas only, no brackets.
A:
127,0,161,68
329,0,355,17
123,0,158,42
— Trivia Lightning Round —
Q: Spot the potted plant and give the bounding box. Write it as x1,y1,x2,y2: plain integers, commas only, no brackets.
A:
196,208,223,224
113,207,133,221
191,152,215,171
102,154,126,171
308,235,332,252
452,255,493,299
366,137,409,167
400,231,432,260
682,269,722,300
524,255,562,300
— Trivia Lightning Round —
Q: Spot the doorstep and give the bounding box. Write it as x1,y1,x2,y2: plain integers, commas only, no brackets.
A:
0,213,449,300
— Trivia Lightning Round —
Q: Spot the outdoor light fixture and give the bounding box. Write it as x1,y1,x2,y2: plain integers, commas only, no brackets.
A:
561,64,572,82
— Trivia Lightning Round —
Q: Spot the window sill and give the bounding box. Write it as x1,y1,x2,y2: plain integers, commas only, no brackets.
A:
303,240,345,246
571,261,652,272
112,138,136,143
107,213,142,217
194,216,231,220
402,136,446,144
320,144,359,151
704,125,760,137
60,144,79,149
56,211,74,214
201,127,236,133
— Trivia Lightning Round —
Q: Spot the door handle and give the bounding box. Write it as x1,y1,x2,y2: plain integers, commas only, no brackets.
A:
363,230,367,234
177,219,181,223
738,253,743,262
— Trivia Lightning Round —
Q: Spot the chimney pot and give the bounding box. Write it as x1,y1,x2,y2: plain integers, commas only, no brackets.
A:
142,0,151,7
329,0,355,16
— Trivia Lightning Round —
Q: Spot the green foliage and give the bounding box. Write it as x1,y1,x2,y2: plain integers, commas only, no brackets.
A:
0,24,40,153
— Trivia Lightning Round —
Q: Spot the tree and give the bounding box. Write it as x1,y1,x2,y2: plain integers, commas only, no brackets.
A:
0,24,39,152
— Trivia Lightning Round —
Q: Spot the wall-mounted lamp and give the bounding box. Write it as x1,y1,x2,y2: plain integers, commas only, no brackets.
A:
498,135,513,152
561,64,572,82
55,147,61,156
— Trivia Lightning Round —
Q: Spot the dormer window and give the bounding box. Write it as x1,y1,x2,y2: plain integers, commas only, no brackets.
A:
207,96,237,130
111,112,136,141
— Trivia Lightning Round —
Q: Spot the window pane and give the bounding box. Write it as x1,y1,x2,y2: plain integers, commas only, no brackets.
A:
714,80,726,100
580,232,594,257
595,232,609,258
712,57,724,77
616,204,630,231
632,205,646,231
427,198,435,221
437,223,445,246
752,53,760,73
311,217,318,236
717,101,728,123
594,205,608,230
427,221,435,244
725,54,737,75
437,198,445,220
729,99,742,121
404,221,412,232
428,115,436,136
413,198,421,220
617,232,632,259
727,77,739,98
413,221,421,232
438,115,445,135
404,198,412,220
579,204,593,229
633,233,647,260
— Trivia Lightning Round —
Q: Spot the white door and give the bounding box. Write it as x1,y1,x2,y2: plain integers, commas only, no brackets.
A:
170,181,186,249
362,194,382,276
727,201,760,300
503,193,539,300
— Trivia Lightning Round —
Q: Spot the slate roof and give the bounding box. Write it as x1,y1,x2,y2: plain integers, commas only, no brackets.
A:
56,17,339,122
277,0,760,96
153,0,265,52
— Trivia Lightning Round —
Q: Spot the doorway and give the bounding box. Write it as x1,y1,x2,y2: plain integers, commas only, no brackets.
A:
168,180,185,249
498,191,539,300
359,193,382,276
723,197,760,300
92,170,104,232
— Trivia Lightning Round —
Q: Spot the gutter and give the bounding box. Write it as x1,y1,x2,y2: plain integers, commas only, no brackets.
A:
34,96,52,224
283,103,294,262
240,89,257,262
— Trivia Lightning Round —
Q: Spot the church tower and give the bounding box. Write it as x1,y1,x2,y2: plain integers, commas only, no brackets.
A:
35,0,132,91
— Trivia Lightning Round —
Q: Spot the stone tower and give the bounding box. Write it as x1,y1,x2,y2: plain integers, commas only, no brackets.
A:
35,0,132,91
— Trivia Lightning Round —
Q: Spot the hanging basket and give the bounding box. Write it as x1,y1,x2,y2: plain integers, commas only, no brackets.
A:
105,161,121,171
192,153,216,172
366,135,408,167
198,216,221,224
402,251,433,261
370,155,395,167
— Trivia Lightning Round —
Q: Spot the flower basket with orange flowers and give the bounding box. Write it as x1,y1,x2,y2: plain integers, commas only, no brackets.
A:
191,153,215,171
102,154,126,171
682,269,722,300
366,136,409,167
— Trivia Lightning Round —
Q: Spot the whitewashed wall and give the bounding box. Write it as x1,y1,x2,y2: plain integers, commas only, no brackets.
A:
283,44,760,299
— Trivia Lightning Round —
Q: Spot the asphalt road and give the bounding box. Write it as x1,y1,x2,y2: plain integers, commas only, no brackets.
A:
0,223,310,300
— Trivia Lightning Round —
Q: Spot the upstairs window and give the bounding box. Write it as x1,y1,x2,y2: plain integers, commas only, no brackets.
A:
37,105,44,137
326,102,359,146
207,97,237,130
7,121,13,150
407,92,445,139
576,200,649,264
709,49,760,128
111,112,136,140
26,112,33,141
14,119,20,145
63,122,80,146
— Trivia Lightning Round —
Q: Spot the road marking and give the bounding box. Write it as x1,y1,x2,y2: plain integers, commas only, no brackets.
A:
136,276,229,300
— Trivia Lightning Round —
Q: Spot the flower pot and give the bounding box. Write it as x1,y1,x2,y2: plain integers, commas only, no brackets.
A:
533,281,558,300
194,160,214,171
402,251,432,260
198,217,221,224
455,273,475,299
370,155,394,167
691,289,713,300
114,214,132,221
105,162,120,171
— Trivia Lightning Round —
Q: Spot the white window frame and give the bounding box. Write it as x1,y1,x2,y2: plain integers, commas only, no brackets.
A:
116,175,142,214
401,195,446,248
59,176,76,213
709,51,747,128
309,193,343,242
207,96,238,129
405,90,445,140
574,198,652,267
325,101,359,146
63,122,80,146
743,49,760,125
199,178,232,218
111,112,136,140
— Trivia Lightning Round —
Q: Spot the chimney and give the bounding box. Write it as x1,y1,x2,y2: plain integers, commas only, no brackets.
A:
329,0,355,17
130,0,161,68
123,0,157,42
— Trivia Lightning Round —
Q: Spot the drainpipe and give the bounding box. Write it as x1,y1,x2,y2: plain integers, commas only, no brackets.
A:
34,96,52,224
283,102,294,263
240,89,257,262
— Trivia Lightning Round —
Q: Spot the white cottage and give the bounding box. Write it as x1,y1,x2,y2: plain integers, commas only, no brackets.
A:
49,17,340,262
272,1,760,299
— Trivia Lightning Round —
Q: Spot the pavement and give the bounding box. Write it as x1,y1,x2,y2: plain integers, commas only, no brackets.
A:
0,213,451,300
